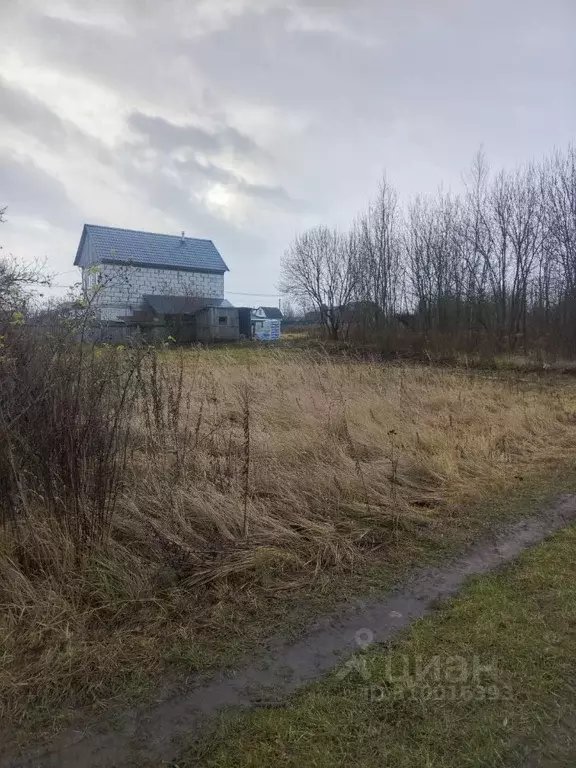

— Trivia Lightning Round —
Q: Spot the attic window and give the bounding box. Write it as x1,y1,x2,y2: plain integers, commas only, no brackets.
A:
218,315,227,325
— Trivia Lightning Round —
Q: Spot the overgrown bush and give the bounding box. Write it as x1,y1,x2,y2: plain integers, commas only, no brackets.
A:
0,322,143,552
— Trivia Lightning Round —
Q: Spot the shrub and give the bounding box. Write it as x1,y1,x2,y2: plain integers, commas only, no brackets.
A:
0,322,142,553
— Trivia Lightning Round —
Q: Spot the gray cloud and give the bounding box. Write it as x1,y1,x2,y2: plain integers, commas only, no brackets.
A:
126,111,301,209
1,11,214,112
141,171,267,253
128,111,262,158
0,78,68,147
0,154,82,229
175,158,300,207
0,78,116,172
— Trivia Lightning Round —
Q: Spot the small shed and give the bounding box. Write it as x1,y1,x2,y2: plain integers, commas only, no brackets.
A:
251,307,283,341
195,305,239,342
141,295,239,342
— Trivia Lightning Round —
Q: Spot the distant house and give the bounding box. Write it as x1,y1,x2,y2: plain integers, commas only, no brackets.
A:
251,307,283,341
74,224,239,341
75,224,229,320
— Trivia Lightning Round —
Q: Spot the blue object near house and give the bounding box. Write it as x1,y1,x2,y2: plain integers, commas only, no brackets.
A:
251,307,283,341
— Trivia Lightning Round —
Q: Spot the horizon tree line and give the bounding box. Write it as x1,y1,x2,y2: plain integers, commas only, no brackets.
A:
280,144,576,356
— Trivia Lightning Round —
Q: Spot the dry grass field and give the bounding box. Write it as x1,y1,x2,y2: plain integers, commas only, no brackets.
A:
2,347,576,737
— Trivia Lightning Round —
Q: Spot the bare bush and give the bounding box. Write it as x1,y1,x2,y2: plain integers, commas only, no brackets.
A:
0,323,143,552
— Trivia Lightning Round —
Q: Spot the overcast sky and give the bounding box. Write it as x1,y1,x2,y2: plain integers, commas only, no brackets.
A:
1,0,574,302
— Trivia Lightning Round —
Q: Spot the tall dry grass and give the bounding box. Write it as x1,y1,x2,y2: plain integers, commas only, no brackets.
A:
2,342,576,732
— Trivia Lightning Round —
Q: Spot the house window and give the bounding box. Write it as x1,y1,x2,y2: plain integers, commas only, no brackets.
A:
219,315,227,325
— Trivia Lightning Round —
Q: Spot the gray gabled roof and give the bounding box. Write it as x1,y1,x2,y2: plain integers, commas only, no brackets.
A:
74,224,229,273
143,295,233,316
259,306,283,319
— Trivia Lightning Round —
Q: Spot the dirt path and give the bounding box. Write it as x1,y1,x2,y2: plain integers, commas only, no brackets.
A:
5,494,576,768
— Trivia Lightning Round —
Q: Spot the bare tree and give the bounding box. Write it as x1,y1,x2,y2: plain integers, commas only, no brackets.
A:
353,177,403,336
540,145,576,350
279,225,358,340
0,208,50,322
404,191,464,333
461,150,494,335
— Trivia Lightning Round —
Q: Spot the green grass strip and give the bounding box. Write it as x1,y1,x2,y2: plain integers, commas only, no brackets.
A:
182,526,576,767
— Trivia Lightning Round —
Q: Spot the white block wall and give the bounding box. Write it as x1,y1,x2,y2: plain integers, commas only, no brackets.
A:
85,264,225,321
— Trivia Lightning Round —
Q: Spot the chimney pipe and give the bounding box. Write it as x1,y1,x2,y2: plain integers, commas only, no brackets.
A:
181,230,185,243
